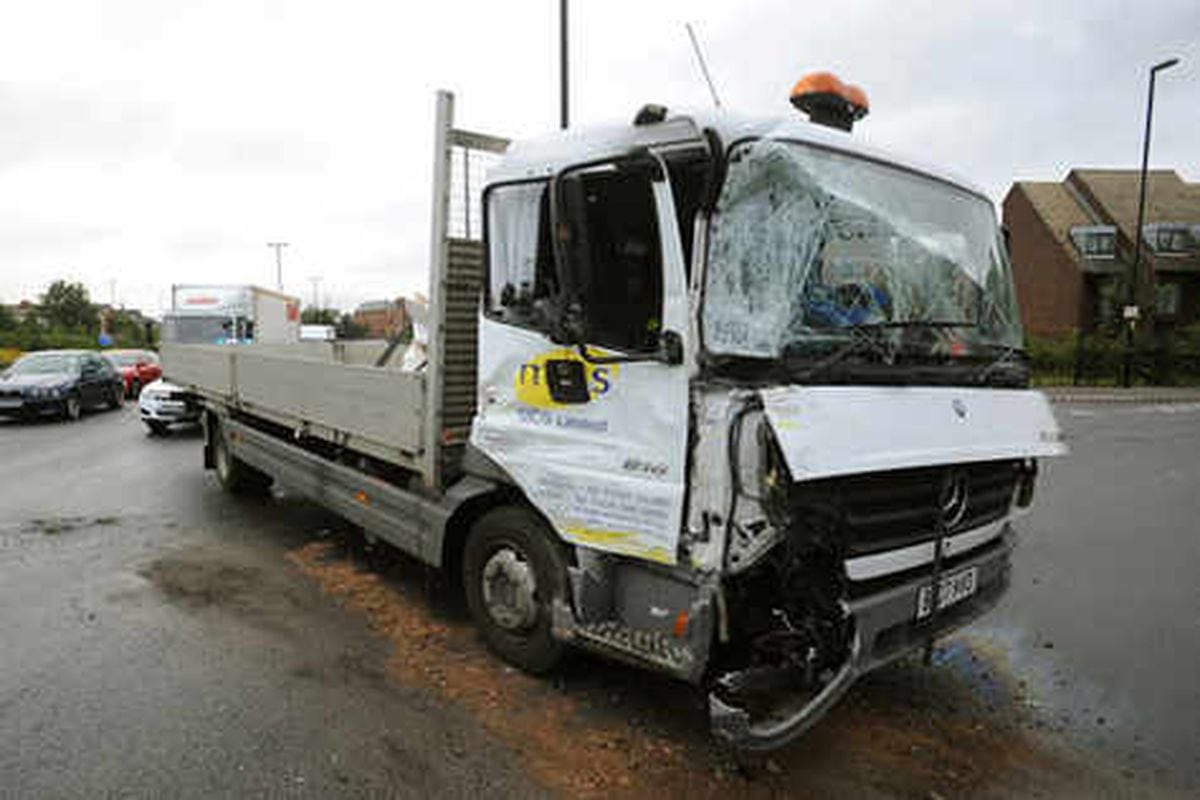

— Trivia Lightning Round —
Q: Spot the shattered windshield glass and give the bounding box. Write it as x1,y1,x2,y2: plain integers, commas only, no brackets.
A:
702,139,1021,362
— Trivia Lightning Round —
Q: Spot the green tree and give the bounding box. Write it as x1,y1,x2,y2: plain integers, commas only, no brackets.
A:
40,280,97,330
301,307,340,325
105,309,154,346
0,304,15,331
336,313,368,340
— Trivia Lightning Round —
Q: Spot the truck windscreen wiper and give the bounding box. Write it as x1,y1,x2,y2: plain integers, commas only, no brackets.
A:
787,321,977,382
972,345,1025,384
786,325,891,381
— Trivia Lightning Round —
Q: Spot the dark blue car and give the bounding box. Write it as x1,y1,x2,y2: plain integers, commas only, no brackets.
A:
0,350,125,421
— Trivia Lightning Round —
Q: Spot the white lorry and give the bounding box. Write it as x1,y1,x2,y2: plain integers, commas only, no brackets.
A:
163,284,301,346
163,78,1064,750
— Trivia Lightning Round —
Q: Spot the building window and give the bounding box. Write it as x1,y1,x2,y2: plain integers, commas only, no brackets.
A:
1070,225,1116,259
1145,223,1195,255
1155,282,1181,317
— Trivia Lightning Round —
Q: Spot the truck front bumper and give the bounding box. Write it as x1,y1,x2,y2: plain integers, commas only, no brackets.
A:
710,527,1013,751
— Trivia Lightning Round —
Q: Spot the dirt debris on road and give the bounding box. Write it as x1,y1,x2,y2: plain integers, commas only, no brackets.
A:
286,535,1155,799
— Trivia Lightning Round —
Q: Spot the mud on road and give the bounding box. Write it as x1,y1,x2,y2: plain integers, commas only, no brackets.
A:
284,531,1162,800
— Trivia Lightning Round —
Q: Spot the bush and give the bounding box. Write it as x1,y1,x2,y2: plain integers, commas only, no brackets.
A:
0,323,99,354
1027,328,1200,386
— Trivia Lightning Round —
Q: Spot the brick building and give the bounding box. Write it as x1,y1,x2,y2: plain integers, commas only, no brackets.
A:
352,298,411,339
1003,170,1200,336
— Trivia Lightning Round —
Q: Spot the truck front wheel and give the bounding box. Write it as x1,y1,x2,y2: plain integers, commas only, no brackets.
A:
463,507,569,674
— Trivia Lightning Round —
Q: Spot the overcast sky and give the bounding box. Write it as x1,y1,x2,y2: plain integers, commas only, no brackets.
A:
1,0,1197,316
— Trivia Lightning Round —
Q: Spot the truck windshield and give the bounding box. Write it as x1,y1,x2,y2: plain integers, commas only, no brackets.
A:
163,315,251,345
702,139,1021,368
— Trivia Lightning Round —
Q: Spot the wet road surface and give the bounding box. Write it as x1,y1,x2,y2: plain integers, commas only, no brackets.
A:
969,401,1200,787
0,408,541,799
1,402,1197,797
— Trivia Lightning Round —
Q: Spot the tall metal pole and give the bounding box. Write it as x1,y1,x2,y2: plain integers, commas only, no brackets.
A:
1123,57,1179,387
559,0,569,129
267,242,289,291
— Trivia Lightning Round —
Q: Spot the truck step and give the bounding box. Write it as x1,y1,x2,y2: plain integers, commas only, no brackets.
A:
574,619,692,673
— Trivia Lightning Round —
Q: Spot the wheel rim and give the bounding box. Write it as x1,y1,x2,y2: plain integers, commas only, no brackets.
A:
481,546,539,631
67,397,80,419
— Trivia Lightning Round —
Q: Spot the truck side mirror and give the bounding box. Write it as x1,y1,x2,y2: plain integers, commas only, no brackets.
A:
550,175,593,341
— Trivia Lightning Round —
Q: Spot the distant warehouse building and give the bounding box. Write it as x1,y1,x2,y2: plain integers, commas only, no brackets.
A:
1003,169,1200,336
353,298,411,339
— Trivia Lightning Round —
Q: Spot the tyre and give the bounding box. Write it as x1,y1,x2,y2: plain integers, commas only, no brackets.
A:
107,385,124,410
130,379,141,399
212,419,272,494
62,394,82,422
146,420,169,437
462,506,570,674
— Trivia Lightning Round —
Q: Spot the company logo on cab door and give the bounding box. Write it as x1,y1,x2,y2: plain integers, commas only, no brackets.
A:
514,348,618,410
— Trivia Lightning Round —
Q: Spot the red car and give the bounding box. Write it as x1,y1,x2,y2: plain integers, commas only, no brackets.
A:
103,349,162,398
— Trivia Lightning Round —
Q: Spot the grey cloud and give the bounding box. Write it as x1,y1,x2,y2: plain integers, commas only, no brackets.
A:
0,219,115,255
0,83,167,172
172,131,328,174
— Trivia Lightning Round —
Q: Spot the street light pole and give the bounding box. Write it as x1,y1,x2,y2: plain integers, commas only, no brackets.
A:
559,0,569,129
1123,57,1180,387
267,242,289,291
308,275,322,309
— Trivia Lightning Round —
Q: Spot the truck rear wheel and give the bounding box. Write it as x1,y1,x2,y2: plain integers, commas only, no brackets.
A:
212,420,273,494
463,506,569,674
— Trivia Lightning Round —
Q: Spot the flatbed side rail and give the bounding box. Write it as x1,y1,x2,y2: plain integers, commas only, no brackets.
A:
223,415,495,567
162,342,426,471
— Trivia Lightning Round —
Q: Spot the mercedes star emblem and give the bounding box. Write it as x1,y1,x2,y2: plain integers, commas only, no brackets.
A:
939,469,970,529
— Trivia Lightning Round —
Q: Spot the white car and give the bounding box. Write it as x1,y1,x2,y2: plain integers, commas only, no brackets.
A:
138,378,201,435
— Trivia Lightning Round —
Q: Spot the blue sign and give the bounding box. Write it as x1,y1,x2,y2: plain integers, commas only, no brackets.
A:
98,332,113,347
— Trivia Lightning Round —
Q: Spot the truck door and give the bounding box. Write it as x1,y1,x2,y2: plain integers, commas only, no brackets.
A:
472,157,690,565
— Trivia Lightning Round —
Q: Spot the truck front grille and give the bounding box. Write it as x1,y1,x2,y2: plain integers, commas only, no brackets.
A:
791,460,1018,558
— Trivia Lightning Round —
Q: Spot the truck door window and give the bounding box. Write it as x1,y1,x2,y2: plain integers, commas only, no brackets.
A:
485,181,556,332
567,170,664,353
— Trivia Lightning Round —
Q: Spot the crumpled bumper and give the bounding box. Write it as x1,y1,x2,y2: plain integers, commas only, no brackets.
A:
710,528,1014,751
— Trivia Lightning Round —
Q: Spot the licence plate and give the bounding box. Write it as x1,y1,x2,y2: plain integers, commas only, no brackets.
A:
916,566,978,620
0,398,21,409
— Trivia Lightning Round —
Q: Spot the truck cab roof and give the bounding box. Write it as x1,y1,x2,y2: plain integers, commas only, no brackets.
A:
488,108,990,203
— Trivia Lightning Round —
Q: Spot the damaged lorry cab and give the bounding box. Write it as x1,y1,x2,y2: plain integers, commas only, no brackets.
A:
165,80,1064,751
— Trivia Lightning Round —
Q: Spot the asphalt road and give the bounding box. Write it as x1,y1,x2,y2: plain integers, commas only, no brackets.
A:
0,408,542,799
1,400,1197,797
970,400,1200,787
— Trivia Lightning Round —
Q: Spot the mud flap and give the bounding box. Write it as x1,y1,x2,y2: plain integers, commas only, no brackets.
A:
202,411,216,470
